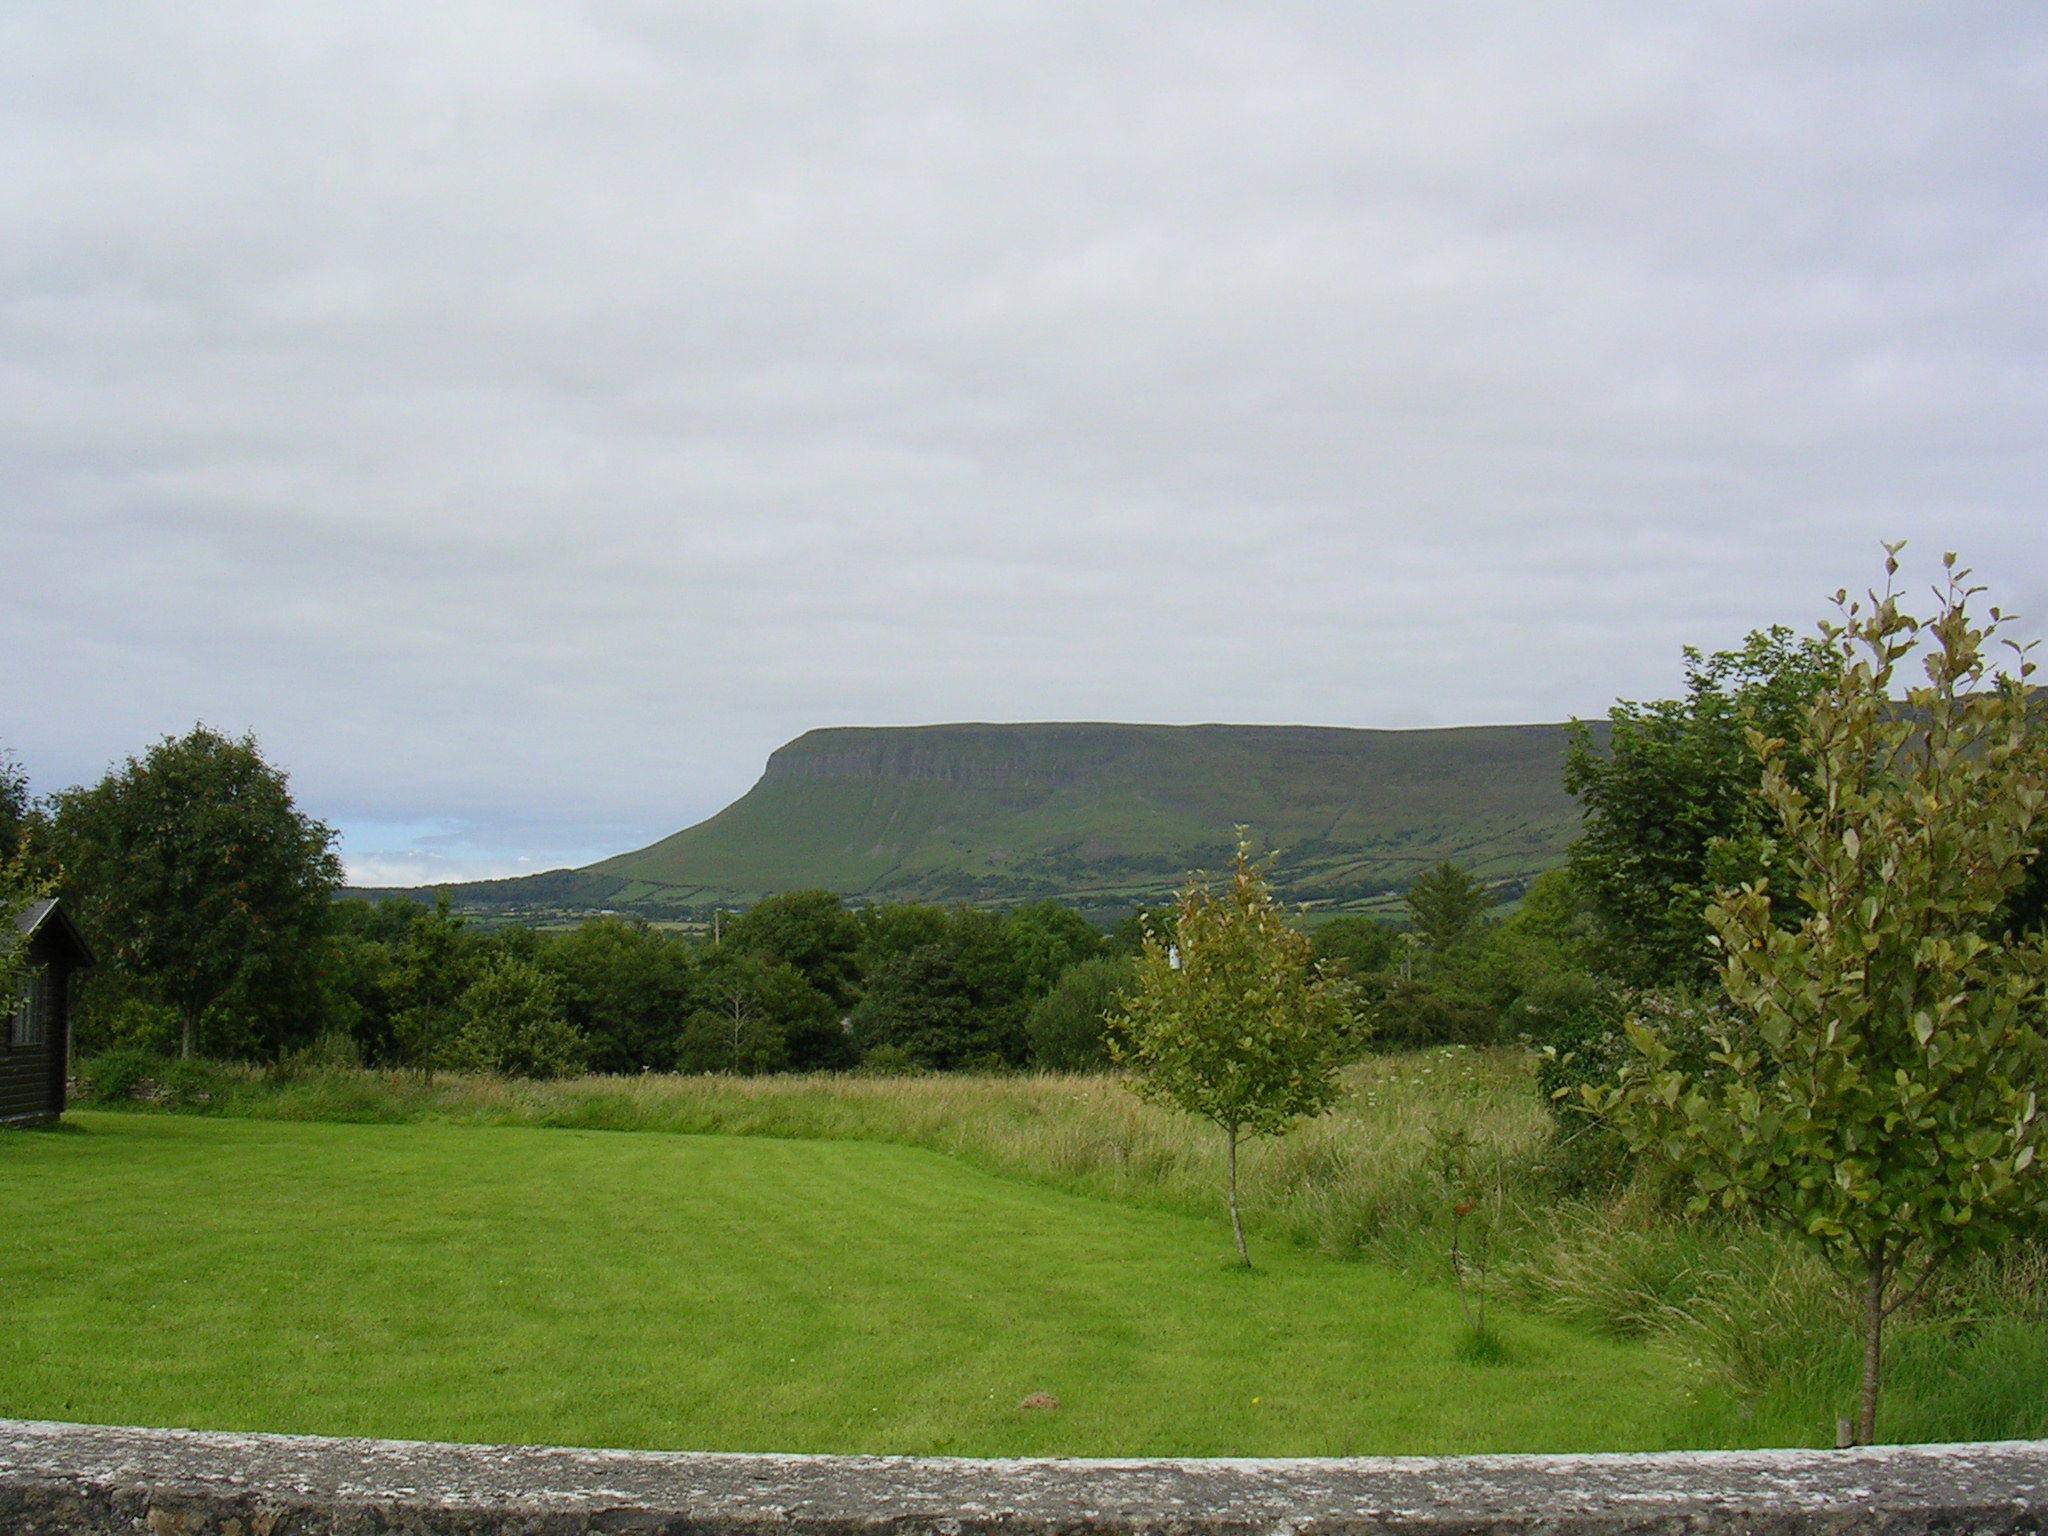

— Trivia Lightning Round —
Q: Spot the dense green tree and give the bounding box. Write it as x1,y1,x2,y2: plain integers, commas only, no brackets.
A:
725,890,863,1008
1111,838,1363,1266
450,954,586,1079
851,908,1028,1070
0,747,28,867
855,901,956,967
1002,900,1102,997
1310,914,1397,977
540,917,696,1072
1466,868,1610,1043
385,894,481,1073
676,947,840,1074
49,727,341,1059
1403,862,1494,952
1592,555,2048,1445
0,747,42,1001
321,898,406,1062
1366,973,1499,1050
1105,905,1175,958
1564,627,1839,986
1024,954,1134,1071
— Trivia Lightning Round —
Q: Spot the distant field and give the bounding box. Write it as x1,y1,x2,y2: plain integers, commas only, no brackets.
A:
1,1112,1718,1456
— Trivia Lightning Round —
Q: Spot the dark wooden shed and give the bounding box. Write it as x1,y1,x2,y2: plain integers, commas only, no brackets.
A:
3,898,94,1127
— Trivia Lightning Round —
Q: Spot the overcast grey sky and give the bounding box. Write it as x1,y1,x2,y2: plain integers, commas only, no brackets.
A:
3,4,2044,884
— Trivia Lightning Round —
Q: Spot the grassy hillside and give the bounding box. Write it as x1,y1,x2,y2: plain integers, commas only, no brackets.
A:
603,720,1590,904
355,719,1602,918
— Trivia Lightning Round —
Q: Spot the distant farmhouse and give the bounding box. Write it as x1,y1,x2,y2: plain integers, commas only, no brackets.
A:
3,898,93,1127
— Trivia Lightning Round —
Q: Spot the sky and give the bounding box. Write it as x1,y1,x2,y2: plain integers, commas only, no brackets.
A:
3,4,2045,885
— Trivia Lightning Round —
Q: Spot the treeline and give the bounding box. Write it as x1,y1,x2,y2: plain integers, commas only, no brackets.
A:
4,725,1592,1080
0,728,1176,1075
21,618,2036,1089
320,892,1139,1077
321,866,1598,1081
0,738,1682,1090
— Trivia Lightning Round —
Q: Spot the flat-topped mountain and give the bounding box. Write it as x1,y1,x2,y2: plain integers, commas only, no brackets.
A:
361,719,1600,920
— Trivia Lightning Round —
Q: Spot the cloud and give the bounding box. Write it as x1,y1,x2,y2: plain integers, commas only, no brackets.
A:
3,4,2044,880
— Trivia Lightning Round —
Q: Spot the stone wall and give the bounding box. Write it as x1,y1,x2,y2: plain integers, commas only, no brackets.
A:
2,1419,2043,1536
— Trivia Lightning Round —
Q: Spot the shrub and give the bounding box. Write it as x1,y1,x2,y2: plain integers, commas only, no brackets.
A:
1024,955,1133,1070
450,956,586,1079
75,1047,162,1106
74,1048,221,1108
1369,974,1498,1050
154,1056,222,1108
857,1042,921,1077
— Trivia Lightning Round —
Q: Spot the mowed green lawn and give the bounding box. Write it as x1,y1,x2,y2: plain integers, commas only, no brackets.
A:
2,1114,1716,1455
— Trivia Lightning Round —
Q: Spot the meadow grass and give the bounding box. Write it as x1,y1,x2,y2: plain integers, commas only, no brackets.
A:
49,1048,2048,1447
1,1112,1713,1456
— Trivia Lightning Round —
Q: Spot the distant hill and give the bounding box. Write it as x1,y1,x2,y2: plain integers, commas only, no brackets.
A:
350,719,1601,921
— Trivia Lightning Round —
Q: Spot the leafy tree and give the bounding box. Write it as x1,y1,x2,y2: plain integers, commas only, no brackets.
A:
0,862,36,1012
676,947,839,1074
1105,905,1176,958
385,893,480,1074
1003,900,1103,997
1468,868,1609,1044
1024,954,1134,1071
49,727,341,1059
0,747,45,1003
540,916,696,1072
1592,553,2048,1445
1310,914,1397,977
1111,837,1363,1266
1564,627,1839,986
724,890,864,1008
322,898,408,1063
450,954,585,1078
1404,862,1494,952
0,746,29,867
1366,973,1499,1050
855,901,956,967
850,908,1029,1070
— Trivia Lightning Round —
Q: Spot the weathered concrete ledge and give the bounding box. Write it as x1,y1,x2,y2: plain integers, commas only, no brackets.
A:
2,1419,2042,1536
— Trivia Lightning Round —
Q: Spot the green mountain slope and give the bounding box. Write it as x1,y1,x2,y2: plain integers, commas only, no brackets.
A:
567,720,1596,914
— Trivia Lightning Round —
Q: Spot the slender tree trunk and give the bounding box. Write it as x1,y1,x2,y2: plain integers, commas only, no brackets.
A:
1226,1125,1250,1269
180,1006,196,1061
1859,1241,1887,1446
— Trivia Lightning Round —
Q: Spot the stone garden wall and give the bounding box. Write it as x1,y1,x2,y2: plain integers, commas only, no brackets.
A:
2,1419,2043,1536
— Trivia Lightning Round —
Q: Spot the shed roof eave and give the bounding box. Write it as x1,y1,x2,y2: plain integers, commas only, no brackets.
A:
12,897,95,967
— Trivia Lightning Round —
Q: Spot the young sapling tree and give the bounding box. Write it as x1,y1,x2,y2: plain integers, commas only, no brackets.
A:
1592,550,2048,1444
1112,835,1363,1266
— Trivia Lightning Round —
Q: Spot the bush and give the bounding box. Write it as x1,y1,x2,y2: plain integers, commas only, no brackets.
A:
450,956,586,1079
75,1047,162,1106
1024,955,1133,1070
857,1043,921,1077
75,1048,221,1108
154,1056,222,1108
1535,985,1747,1191
1369,974,1498,1049
1310,915,1398,977
70,990,181,1058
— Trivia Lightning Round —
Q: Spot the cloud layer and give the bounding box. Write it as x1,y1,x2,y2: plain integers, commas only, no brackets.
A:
5,4,2044,882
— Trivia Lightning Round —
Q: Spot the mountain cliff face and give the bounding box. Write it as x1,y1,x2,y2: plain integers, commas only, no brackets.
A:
569,720,1597,915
